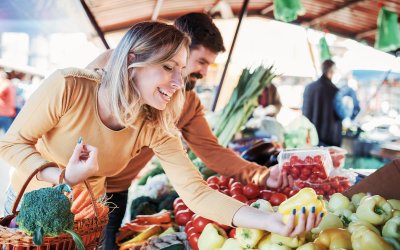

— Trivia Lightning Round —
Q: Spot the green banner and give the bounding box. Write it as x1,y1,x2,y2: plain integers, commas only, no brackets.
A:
274,0,305,23
375,7,400,52
319,36,332,61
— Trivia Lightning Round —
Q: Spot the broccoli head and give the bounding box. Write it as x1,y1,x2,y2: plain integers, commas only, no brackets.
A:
16,184,84,249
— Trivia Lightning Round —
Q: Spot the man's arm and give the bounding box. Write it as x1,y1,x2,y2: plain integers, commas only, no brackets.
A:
179,92,270,186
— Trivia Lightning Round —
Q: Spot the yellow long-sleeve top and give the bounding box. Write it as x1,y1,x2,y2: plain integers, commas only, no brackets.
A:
0,68,244,226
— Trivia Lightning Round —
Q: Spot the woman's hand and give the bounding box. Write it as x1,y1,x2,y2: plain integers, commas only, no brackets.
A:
266,165,293,189
65,140,98,186
266,208,323,237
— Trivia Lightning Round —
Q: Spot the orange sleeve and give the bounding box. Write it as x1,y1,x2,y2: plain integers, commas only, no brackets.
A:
151,133,245,226
178,92,270,186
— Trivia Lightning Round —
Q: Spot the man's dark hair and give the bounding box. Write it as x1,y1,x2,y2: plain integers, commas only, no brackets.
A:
174,13,225,53
322,59,335,75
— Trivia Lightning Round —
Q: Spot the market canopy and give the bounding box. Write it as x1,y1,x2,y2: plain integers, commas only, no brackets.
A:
83,0,400,50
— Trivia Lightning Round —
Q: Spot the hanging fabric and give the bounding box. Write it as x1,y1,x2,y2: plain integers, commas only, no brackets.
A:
375,7,400,52
274,0,305,23
319,36,332,61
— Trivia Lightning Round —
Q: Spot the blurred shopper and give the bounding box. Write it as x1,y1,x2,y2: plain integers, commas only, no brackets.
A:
0,21,320,250
88,13,309,249
258,83,282,117
302,59,342,146
0,70,16,133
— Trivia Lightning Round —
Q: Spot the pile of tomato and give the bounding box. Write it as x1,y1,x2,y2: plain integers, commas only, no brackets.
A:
173,175,293,250
281,154,330,181
294,176,352,199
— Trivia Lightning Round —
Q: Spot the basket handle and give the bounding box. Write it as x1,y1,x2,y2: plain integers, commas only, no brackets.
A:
12,164,100,218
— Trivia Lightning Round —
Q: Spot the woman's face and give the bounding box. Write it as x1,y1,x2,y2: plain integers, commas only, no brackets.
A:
133,47,187,110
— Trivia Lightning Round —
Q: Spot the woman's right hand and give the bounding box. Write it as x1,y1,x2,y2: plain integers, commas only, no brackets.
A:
65,141,99,186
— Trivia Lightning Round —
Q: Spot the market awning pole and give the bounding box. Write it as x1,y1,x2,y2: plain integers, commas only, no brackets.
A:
305,28,319,79
211,0,249,111
80,0,110,49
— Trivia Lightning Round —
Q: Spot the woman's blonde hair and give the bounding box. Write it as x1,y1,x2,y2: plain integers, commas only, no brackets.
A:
102,21,190,133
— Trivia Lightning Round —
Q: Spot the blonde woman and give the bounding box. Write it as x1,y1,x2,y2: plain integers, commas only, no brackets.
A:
0,21,320,237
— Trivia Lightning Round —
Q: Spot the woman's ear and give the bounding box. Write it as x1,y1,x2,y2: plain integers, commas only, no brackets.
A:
127,52,135,65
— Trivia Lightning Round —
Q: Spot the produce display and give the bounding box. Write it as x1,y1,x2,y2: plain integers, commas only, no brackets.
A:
326,146,347,169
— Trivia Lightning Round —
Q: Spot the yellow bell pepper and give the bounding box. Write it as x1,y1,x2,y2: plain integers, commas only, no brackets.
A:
296,242,325,250
351,228,394,250
348,220,381,236
314,228,352,250
351,193,366,208
278,188,326,225
236,227,264,249
356,195,393,225
271,233,306,248
328,193,351,212
311,213,343,235
258,234,292,250
198,223,227,250
219,238,243,250
393,210,400,218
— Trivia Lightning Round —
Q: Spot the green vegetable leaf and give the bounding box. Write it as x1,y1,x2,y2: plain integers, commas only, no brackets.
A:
65,229,85,250
33,227,44,246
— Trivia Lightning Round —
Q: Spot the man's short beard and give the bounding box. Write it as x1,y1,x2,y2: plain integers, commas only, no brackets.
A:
185,79,196,91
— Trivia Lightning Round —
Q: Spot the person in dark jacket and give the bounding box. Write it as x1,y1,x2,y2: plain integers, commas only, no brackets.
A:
302,59,342,146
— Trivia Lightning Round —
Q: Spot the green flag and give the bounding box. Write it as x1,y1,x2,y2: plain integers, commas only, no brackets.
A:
274,0,305,23
375,7,400,52
319,36,332,61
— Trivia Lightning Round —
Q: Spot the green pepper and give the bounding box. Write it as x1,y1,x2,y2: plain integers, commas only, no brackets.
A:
351,228,394,250
383,237,400,250
333,208,353,226
383,216,400,240
348,220,381,236
351,193,367,208
356,195,393,225
311,213,343,235
314,228,352,250
388,200,400,210
394,210,400,218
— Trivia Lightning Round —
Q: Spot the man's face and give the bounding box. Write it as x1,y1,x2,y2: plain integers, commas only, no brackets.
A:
184,45,218,90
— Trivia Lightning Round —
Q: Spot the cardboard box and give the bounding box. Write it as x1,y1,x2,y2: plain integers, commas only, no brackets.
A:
343,159,400,200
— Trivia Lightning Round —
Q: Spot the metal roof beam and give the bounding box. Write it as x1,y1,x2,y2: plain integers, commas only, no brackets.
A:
80,0,110,49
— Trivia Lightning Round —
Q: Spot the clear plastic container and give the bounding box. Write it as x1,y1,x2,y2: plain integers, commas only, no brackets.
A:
278,148,333,181
294,176,352,199
325,146,347,169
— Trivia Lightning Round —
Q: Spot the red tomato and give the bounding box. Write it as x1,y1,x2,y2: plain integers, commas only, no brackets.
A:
242,183,260,199
208,183,220,190
174,203,188,214
289,189,299,197
322,183,331,192
246,199,258,205
175,209,194,226
173,198,183,209
192,215,212,233
301,168,312,178
232,194,248,203
207,176,220,185
315,188,324,196
188,232,200,250
290,155,299,166
219,188,231,196
282,187,292,196
336,186,345,193
299,174,309,181
219,176,230,188
290,167,300,176
313,155,322,162
229,228,236,238
309,173,319,182
259,190,273,201
269,193,287,206
186,226,196,236
228,178,236,188
185,221,193,230
304,156,313,164
230,182,243,190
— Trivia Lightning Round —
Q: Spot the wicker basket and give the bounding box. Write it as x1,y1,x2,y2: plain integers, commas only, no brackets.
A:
0,166,108,249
